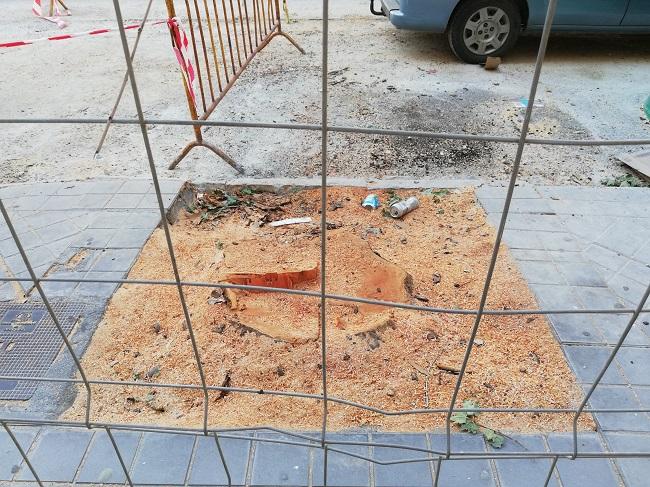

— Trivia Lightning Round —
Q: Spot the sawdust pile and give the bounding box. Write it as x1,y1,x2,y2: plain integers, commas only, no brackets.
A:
65,187,591,432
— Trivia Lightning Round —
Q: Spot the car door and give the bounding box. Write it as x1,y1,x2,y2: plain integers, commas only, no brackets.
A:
528,0,630,26
622,0,650,25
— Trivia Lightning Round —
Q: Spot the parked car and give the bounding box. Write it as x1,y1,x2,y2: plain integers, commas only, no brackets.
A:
371,0,650,63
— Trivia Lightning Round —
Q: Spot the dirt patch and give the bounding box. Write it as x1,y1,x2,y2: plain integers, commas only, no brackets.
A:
64,186,591,433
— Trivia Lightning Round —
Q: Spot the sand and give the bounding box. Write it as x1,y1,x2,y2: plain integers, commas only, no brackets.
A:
64,186,592,433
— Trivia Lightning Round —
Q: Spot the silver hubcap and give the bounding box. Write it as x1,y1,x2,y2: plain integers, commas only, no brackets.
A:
463,7,510,55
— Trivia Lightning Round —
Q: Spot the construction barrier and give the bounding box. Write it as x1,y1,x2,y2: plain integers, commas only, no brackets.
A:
164,0,304,172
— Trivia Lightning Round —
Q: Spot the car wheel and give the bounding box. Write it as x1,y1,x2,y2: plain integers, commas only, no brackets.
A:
447,0,521,64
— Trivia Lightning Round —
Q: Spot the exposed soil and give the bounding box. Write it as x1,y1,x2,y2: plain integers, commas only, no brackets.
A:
64,187,592,432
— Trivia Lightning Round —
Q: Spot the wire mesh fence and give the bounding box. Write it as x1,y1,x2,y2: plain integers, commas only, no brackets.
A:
1,0,650,485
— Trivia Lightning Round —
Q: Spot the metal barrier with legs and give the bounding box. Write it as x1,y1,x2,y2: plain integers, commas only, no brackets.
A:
164,0,304,172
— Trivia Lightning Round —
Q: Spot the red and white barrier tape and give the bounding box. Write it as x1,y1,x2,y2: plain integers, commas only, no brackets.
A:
167,17,198,111
32,0,70,29
0,20,166,49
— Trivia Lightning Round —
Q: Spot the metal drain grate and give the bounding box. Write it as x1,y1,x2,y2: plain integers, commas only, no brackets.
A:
0,301,86,400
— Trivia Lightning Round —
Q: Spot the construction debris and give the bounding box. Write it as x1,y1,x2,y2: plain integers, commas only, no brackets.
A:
269,217,312,227
614,150,650,182
483,56,501,70
389,196,420,218
362,194,380,209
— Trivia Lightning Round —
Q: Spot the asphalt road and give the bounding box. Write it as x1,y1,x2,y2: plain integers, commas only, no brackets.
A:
1,0,648,184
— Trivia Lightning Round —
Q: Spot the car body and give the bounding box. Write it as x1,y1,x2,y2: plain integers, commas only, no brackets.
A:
373,0,650,62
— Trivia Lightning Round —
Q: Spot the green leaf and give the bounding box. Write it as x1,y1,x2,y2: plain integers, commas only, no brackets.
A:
186,203,196,214
462,399,479,416
199,212,209,224
241,187,254,196
482,427,504,448
225,194,239,206
451,411,468,425
460,421,479,434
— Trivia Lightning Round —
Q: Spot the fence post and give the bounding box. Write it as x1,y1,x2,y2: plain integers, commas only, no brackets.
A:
165,0,204,147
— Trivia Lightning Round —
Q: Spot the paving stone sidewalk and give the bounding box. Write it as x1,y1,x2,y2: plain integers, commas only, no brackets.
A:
0,181,648,486
0,178,184,302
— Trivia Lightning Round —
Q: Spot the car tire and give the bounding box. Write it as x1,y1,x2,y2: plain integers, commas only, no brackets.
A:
447,0,521,64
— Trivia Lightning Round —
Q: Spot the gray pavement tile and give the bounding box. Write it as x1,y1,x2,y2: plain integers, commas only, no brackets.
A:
493,434,559,487
518,261,565,285
4,195,49,212
47,235,79,258
604,432,650,487
548,314,605,344
563,215,615,244
125,210,161,229
0,429,38,481
546,434,619,487
608,276,649,308
509,249,551,262
188,434,251,486
53,181,98,195
105,193,145,210
312,434,370,487
4,230,43,252
584,385,650,432
73,228,118,248
0,185,30,199
547,250,587,262
562,345,626,385
594,314,650,347
508,198,553,214
597,222,650,259
118,179,153,194
477,186,541,200
574,287,626,311
615,348,650,386
88,211,133,229
19,210,71,231
632,387,650,408
40,271,83,298
16,428,93,481
493,213,562,232
634,241,650,267
43,195,85,211
1,182,62,198
558,262,607,287
37,221,79,245
77,430,140,484
372,433,433,487
91,249,140,273
77,193,113,209
502,229,544,250
0,237,19,257
538,231,585,252
251,434,310,486
620,260,650,287
530,285,583,310
584,245,629,273
131,432,194,485
5,247,56,276
86,179,126,194
429,434,494,487
137,193,178,210
76,271,123,299
155,179,185,194
107,228,153,248
0,283,16,302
